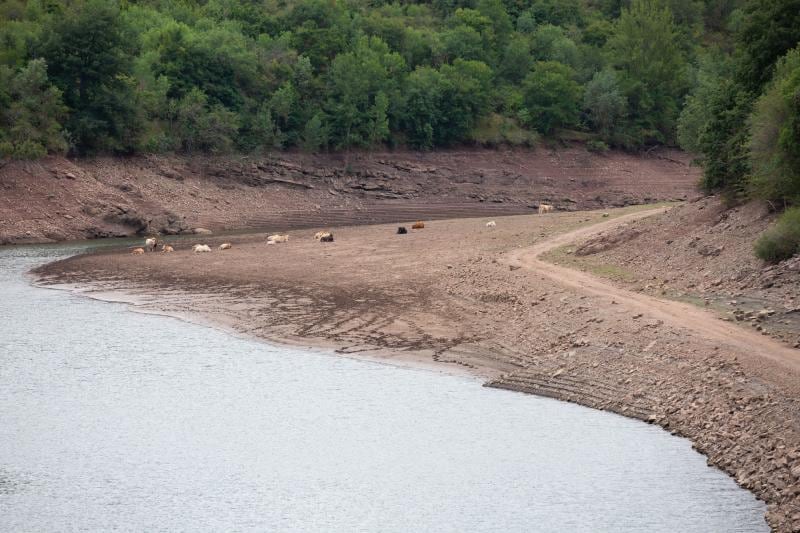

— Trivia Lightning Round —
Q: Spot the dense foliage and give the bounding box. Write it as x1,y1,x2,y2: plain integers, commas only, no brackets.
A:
676,0,800,206
1,0,726,157
755,207,800,263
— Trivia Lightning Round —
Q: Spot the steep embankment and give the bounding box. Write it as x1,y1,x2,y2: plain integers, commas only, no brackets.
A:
0,147,698,244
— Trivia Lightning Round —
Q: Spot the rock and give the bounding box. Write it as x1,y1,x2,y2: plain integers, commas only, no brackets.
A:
159,168,184,181
193,228,213,235
575,227,642,256
697,244,724,257
148,212,187,235
64,172,77,180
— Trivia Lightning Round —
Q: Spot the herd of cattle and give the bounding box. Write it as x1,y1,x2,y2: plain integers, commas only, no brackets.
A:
130,203,555,255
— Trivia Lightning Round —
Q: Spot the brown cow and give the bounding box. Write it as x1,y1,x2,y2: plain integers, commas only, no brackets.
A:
411,221,425,229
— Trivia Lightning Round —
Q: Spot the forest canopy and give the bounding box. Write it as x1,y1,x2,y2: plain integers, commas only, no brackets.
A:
1,0,798,212
1,0,721,158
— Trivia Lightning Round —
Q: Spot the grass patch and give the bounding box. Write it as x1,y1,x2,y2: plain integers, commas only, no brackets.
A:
543,244,638,282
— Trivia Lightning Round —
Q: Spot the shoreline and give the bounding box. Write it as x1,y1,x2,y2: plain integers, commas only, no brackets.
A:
32,207,800,532
1,148,699,245
37,280,480,379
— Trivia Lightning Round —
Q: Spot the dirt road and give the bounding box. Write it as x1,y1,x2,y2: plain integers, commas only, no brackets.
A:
505,208,800,374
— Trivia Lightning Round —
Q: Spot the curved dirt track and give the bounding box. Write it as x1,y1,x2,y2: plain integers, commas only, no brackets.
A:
504,208,800,374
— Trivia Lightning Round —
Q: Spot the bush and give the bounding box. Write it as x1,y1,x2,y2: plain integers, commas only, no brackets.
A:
469,113,537,146
754,207,800,263
586,139,609,153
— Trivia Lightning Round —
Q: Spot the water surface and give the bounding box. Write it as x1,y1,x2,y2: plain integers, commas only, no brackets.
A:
0,244,767,532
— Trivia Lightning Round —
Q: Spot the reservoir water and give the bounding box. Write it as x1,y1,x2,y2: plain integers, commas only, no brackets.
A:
0,244,767,532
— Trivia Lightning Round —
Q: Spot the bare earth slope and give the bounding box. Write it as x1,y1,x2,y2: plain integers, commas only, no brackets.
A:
0,147,697,244
550,198,800,348
35,207,800,531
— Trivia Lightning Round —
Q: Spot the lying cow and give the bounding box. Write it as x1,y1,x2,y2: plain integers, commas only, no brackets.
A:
538,204,554,214
411,221,425,229
486,220,496,228
267,234,289,245
314,231,328,240
161,244,174,253
318,232,334,242
131,247,145,255
397,226,408,234
192,244,212,253
219,243,232,250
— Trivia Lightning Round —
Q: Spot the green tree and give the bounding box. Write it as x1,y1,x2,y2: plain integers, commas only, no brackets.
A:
401,59,492,148
583,69,627,142
696,80,752,193
748,46,800,203
402,67,445,149
498,35,533,83
441,23,487,62
0,59,67,158
521,61,582,134
532,25,580,68
439,59,493,142
173,88,239,153
325,37,405,149
301,112,328,152
525,0,584,26
37,0,140,153
736,0,800,92
677,50,736,153
605,0,688,145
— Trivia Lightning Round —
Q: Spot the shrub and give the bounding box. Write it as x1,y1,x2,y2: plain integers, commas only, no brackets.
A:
754,207,800,263
470,113,537,147
586,139,609,153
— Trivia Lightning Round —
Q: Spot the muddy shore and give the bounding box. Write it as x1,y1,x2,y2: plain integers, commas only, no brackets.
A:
34,207,800,532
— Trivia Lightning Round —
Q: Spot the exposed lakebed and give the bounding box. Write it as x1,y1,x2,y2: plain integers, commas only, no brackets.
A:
0,244,767,532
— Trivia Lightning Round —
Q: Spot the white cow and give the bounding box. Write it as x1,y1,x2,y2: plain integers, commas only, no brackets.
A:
267,234,289,244
192,244,212,253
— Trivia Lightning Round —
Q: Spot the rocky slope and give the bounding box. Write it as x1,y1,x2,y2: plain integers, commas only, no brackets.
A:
553,198,800,348
0,147,698,244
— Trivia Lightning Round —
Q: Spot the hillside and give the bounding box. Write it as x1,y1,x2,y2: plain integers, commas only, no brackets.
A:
0,147,698,244
548,197,800,347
